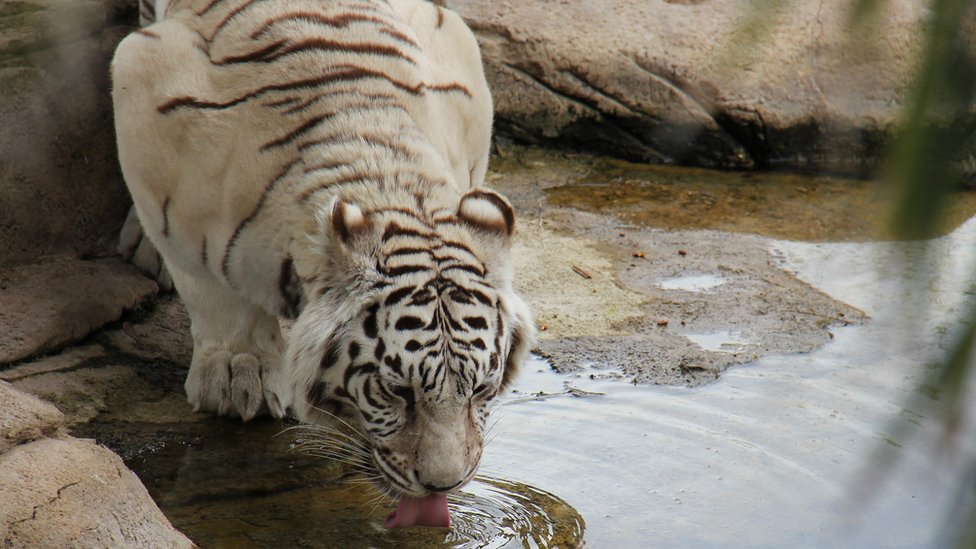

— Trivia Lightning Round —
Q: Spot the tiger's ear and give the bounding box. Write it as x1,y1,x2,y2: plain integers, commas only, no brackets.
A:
457,188,515,243
328,197,372,250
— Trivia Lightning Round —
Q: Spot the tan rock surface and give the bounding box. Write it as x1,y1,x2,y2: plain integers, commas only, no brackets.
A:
448,0,929,173
0,437,193,548
0,256,158,364
0,381,63,454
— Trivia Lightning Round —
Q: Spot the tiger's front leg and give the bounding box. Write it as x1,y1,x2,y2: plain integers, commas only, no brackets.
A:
166,262,289,421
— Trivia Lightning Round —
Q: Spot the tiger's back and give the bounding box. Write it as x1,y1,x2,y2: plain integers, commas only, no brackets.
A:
113,0,492,315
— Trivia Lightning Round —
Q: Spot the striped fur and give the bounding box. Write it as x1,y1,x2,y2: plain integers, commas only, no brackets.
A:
112,0,534,499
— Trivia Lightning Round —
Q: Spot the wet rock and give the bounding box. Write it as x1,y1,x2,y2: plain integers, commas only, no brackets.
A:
0,255,158,364
0,0,137,264
447,0,929,174
0,437,193,548
0,381,63,454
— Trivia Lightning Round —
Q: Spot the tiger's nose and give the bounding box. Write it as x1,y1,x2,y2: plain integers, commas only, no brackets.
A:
422,479,464,493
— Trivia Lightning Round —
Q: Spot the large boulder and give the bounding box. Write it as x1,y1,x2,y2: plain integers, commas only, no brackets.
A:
0,380,192,548
0,436,193,548
447,0,930,174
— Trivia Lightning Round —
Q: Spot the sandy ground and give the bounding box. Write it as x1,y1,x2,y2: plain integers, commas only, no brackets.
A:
492,147,865,386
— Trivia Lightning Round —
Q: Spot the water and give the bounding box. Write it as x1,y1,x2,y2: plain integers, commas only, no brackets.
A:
539,153,976,242
109,216,976,548
683,331,753,353
114,416,584,548
658,273,727,292
480,216,976,548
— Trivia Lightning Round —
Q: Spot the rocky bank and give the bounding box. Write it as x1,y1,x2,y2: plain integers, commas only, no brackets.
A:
447,0,935,174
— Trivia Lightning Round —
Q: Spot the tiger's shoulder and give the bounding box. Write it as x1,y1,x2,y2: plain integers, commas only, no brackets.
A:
113,0,494,292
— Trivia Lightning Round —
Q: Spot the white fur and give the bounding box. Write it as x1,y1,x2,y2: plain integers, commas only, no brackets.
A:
113,0,497,420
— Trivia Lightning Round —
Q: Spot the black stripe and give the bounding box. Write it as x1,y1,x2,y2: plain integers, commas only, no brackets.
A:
388,247,432,258
363,303,379,339
343,362,377,386
261,113,336,151
395,316,424,331
221,159,300,282
425,309,440,331
279,256,305,319
362,378,386,410
439,240,475,255
381,222,434,242
441,263,485,277
305,380,328,406
463,316,488,330
214,39,288,64
470,288,492,306
283,91,403,116
449,288,473,304
234,2,395,42
333,385,354,402
409,289,436,306
378,27,420,49
158,65,472,114
215,38,418,66
299,173,378,203
383,355,403,376
386,265,428,277
374,338,386,360
320,336,343,371
304,160,353,174
250,12,402,40
348,341,361,361
200,237,208,266
264,96,302,108
210,0,262,40
195,0,224,16
444,310,464,331
161,196,171,237
376,379,394,399
384,286,414,306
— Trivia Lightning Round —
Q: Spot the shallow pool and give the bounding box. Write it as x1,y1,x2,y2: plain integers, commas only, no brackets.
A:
480,216,976,548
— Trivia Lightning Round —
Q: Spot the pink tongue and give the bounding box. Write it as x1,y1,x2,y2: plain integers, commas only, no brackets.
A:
385,493,450,529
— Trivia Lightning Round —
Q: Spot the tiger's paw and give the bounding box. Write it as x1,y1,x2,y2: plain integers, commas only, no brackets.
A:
185,346,288,421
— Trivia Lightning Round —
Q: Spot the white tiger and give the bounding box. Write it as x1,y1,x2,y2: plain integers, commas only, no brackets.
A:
112,0,534,526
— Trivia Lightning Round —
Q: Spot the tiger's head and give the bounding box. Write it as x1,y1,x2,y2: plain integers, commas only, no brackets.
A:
287,187,534,499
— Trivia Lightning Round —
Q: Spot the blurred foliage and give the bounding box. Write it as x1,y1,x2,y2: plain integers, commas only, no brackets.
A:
734,0,976,544
851,0,976,547
855,0,976,418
